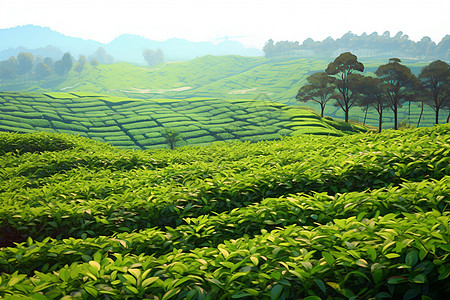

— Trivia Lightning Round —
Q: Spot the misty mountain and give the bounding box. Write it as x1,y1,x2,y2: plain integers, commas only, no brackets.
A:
0,25,263,63
0,25,102,59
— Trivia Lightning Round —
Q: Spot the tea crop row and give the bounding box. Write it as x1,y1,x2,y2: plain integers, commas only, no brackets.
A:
1,176,448,275
0,210,448,299
1,125,448,244
0,124,449,299
0,92,360,149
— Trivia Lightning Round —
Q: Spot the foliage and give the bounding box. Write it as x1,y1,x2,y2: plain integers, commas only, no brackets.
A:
376,58,419,130
0,124,449,299
296,72,337,117
353,76,387,132
263,31,450,60
161,128,182,150
418,60,450,124
325,52,365,122
16,52,34,76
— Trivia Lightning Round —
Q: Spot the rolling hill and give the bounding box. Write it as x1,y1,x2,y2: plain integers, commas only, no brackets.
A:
1,54,444,130
0,91,366,149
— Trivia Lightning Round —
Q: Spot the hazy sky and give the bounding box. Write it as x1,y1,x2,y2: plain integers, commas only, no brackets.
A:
1,0,449,48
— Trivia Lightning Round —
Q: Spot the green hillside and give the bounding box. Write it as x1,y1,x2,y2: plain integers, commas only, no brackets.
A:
2,56,326,102
1,55,444,129
0,124,449,298
0,91,366,149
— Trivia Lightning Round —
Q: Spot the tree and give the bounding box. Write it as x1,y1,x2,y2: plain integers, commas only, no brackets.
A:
17,52,34,76
74,55,87,78
55,53,73,79
90,59,99,68
34,63,52,80
296,72,337,117
89,47,114,64
376,58,418,129
263,39,276,58
143,49,164,67
354,76,388,132
325,52,364,122
418,60,450,124
43,57,54,71
162,128,182,150
0,56,18,80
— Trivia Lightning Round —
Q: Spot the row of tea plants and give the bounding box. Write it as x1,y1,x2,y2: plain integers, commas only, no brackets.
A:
0,124,449,299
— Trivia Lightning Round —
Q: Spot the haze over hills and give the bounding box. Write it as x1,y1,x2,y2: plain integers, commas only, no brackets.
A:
1,25,449,65
0,25,263,63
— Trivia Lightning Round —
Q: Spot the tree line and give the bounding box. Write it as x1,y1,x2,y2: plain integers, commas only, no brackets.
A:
264,31,450,60
0,47,115,82
296,52,450,132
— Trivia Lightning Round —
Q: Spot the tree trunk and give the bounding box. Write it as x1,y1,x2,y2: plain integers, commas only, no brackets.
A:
378,110,383,133
435,106,439,125
320,104,324,118
447,111,450,123
393,106,398,130
417,101,424,128
408,101,411,124
363,107,368,125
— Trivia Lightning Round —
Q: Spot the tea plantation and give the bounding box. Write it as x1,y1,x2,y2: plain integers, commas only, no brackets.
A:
0,124,449,299
1,55,442,129
0,91,366,150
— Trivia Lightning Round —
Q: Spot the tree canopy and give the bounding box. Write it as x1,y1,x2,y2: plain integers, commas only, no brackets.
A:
296,72,337,117
376,58,418,129
418,60,450,124
325,52,364,122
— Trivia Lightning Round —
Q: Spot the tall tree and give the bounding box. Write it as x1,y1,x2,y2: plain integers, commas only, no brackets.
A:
55,53,73,79
43,57,54,71
418,60,450,124
376,58,418,130
17,52,34,76
89,47,114,64
74,55,87,78
325,52,364,122
34,63,52,80
263,39,276,58
296,72,337,117
354,76,388,132
0,56,18,80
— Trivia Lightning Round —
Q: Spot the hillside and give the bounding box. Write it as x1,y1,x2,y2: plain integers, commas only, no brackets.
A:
1,55,444,129
0,124,449,298
0,91,366,149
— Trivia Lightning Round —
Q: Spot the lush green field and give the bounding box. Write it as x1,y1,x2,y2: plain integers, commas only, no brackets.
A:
0,91,366,149
1,55,444,129
0,124,449,299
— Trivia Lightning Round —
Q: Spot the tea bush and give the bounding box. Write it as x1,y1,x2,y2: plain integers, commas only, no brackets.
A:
0,124,449,299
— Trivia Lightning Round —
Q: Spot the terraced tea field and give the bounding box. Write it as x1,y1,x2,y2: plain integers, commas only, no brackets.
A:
0,91,363,149
2,55,443,129
0,124,449,299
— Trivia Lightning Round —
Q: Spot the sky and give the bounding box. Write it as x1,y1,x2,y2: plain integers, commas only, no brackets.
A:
0,0,449,49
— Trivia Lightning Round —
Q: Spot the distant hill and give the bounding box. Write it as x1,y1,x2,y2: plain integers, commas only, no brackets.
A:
0,25,263,63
